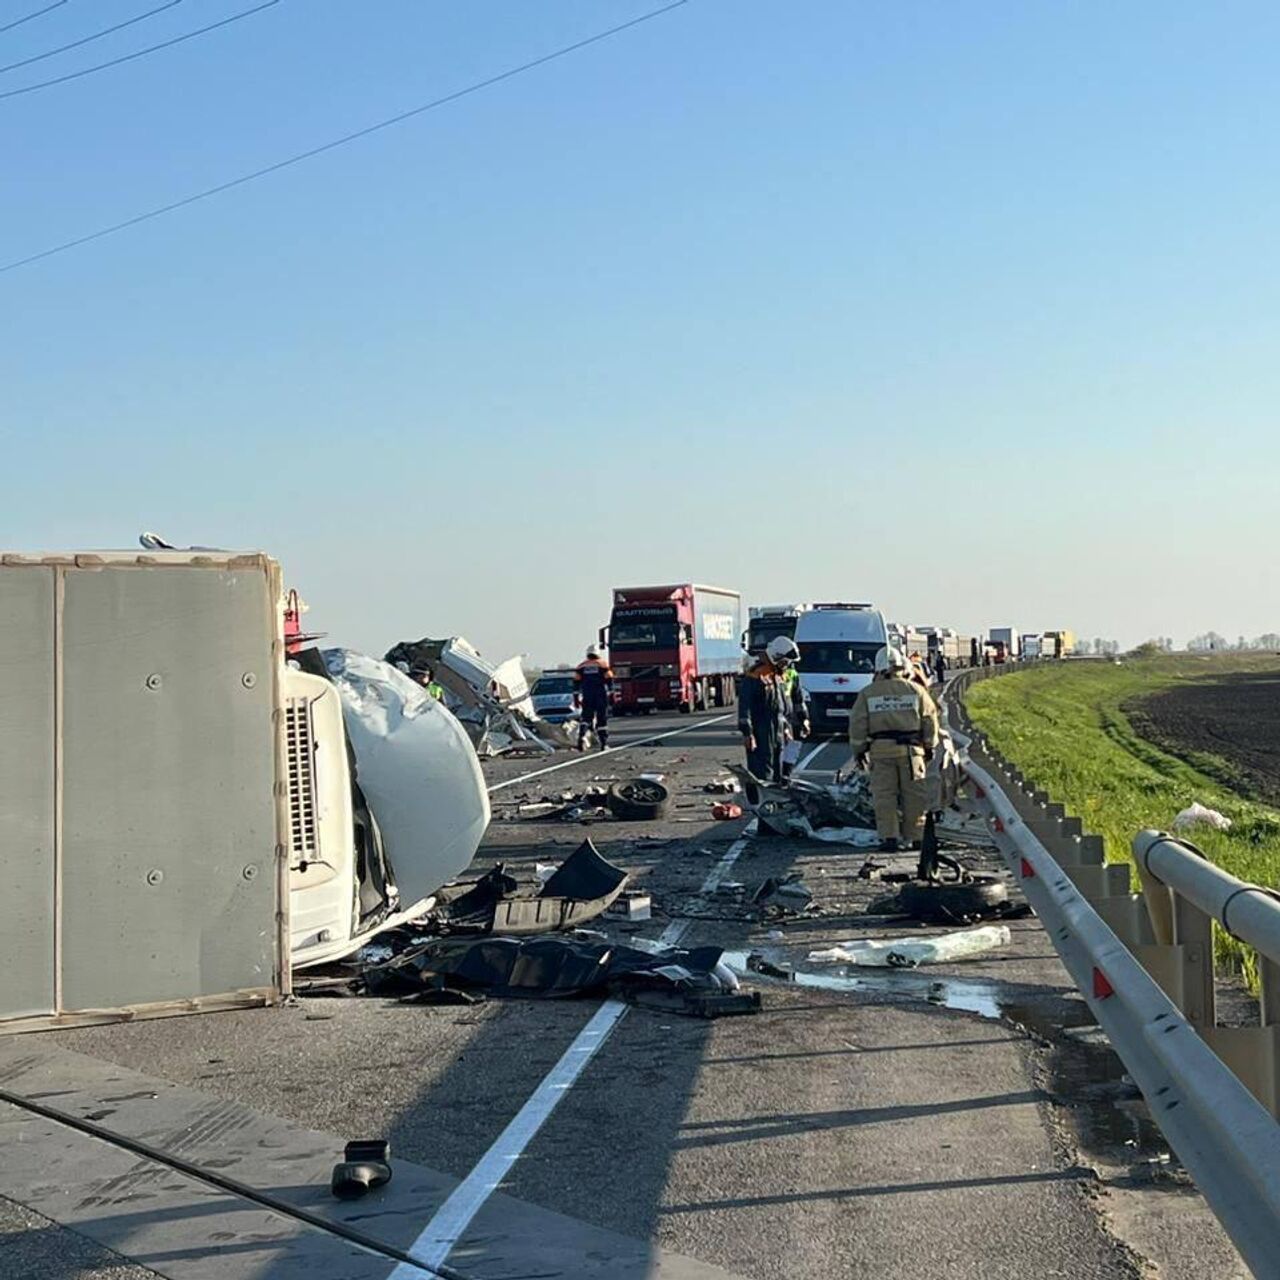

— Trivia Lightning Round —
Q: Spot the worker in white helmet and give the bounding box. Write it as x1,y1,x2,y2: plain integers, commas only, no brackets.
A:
738,636,803,781
848,645,940,851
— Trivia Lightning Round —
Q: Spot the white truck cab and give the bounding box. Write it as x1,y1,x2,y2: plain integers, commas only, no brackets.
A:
795,603,888,737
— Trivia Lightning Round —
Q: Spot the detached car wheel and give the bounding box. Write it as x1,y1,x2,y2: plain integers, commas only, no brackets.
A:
897,875,1009,924
606,778,671,821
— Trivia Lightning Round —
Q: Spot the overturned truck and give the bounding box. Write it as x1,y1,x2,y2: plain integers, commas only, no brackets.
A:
0,550,491,1032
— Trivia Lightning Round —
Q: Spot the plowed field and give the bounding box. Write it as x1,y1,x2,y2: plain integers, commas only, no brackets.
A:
1131,670,1280,807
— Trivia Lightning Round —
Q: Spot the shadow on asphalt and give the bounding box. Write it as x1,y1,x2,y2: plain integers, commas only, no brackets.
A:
671,1089,1049,1150
659,1166,1095,1215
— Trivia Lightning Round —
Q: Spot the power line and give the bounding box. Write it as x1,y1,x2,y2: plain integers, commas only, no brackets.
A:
0,0,278,100
1,0,690,275
0,1,68,36
0,0,183,75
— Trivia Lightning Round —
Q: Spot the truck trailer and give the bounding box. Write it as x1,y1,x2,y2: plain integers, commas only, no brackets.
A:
744,603,812,657
988,627,1022,660
602,583,742,714
1042,630,1076,658
919,626,975,671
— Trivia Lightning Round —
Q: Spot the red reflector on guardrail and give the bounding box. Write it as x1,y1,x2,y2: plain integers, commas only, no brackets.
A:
1092,967,1115,1000
1020,857,1035,878
992,817,1005,833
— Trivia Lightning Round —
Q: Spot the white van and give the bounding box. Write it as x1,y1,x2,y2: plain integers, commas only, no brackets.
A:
794,603,888,736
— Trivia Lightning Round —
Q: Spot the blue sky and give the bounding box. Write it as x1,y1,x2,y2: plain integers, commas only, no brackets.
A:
3,1,1277,662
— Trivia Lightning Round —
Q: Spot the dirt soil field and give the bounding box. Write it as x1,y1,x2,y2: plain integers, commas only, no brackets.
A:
1130,670,1280,807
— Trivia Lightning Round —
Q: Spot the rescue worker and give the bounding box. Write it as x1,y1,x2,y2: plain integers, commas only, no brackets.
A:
739,636,800,782
848,645,940,852
415,664,446,701
573,646,613,751
778,655,808,752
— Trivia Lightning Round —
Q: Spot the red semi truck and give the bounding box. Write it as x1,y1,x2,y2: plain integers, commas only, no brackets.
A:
600,583,742,714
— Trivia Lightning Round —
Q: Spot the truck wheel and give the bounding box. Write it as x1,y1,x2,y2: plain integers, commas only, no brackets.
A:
606,778,671,821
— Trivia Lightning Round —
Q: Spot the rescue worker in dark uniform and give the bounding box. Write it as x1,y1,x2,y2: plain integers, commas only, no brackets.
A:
738,636,800,782
573,647,613,751
848,645,941,851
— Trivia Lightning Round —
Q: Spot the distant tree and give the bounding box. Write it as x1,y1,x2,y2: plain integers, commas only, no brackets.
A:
1129,640,1161,659
1093,636,1105,655
1188,631,1228,652
1255,632,1280,651
1076,638,1092,655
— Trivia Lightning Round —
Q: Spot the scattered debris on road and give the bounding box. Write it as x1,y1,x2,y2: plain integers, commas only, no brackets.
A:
607,891,652,921
752,873,817,918
807,924,1013,968
384,635,572,757
704,777,742,794
604,777,671,821
330,1139,393,1200
428,839,629,935
367,933,753,1017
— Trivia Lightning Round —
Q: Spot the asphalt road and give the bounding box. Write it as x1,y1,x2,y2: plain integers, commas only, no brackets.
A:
3,707,1247,1279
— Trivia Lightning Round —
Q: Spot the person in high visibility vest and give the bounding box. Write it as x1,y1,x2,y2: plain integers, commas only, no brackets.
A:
415,664,446,701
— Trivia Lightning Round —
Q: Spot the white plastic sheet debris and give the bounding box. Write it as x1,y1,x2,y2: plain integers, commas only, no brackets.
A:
1172,802,1233,833
322,649,490,909
807,924,1012,969
794,819,882,848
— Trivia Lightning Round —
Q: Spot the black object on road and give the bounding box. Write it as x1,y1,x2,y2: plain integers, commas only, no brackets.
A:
605,778,671,820
367,933,742,1016
434,839,630,935
330,1139,393,1200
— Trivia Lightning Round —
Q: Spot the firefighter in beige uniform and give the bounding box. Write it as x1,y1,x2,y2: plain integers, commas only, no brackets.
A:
848,646,941,851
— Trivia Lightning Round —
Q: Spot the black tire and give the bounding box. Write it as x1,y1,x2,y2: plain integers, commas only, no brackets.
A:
897,875,1009,924
606,778,671,821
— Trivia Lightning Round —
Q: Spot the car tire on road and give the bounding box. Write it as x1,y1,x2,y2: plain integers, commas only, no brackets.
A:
606,778,671,821
897,875,1009,923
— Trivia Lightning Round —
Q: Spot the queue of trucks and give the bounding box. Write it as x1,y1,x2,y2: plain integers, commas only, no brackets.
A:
594,588,1075,722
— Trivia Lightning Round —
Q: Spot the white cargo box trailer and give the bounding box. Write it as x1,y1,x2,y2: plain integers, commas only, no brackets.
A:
0,551,289,1032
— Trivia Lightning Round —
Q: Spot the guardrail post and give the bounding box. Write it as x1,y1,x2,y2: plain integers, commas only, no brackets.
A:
1263,957,1280,1029
1172,894,1217,1029
1096,895,1157,948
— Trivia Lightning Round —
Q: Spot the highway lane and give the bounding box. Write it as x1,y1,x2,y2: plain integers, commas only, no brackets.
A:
15,706,1244,1280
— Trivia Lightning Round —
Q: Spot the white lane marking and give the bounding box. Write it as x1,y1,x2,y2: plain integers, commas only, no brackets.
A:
792,740,828,775
390,830,754,1275
486,713,732,794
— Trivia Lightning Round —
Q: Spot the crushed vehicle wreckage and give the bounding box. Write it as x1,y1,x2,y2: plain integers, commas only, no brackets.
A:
428,839,630,935
729,734,1023,925
384,636,574,758
364,934,757,1017
285,648,492,969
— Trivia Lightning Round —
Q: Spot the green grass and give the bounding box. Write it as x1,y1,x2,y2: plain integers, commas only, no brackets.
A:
965,654,1280,980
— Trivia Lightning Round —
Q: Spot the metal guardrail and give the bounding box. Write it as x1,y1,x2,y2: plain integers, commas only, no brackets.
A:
945,668,1280,1276
957,746,1280,1277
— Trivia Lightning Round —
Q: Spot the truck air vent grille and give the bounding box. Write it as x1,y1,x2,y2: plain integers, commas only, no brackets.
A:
284,697,319,864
